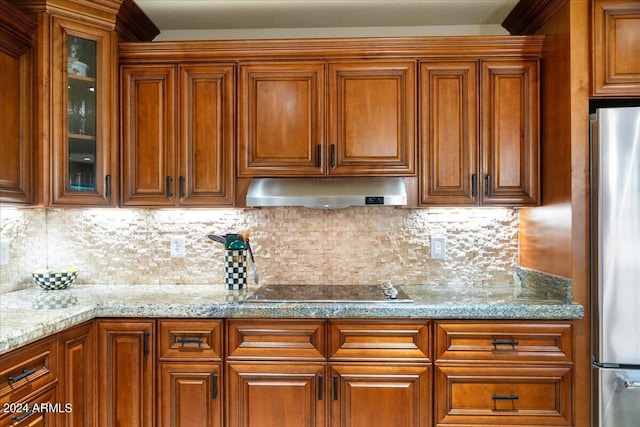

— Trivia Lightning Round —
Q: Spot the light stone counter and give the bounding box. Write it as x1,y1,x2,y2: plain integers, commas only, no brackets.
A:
0,283,583,355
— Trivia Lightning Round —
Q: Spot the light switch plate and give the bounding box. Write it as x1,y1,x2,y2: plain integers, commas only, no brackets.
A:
430,236,446,260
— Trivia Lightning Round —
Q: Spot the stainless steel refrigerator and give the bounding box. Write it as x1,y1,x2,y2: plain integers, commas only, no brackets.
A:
591,106,640,427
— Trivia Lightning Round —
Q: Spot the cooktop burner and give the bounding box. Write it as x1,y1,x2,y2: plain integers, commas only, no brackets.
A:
246,283,412,303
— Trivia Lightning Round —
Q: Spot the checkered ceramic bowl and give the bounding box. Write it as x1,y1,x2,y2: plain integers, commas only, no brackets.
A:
31,268,78,290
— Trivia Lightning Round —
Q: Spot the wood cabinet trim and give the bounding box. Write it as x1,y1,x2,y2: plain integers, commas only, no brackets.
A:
0,1,36,58
119,36,544,63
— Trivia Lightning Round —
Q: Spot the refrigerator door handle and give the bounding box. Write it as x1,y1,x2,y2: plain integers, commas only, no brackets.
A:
621,378,640,389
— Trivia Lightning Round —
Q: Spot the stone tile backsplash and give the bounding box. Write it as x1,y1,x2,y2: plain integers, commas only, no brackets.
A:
0,207,519,293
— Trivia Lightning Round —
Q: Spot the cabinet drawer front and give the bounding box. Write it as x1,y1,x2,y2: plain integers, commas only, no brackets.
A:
435,366,572,426
0,384,57,427
159,320,223,361
227,319,325,360
329,320,431,361
0,337,57,406
435,321,572,363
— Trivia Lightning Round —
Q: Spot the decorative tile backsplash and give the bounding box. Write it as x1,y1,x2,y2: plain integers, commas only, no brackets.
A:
0,207,519,293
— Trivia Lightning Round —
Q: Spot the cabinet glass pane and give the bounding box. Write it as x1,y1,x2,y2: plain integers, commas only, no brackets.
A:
67,36,97,191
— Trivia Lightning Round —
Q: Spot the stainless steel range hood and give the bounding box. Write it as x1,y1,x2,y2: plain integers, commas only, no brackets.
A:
246,177,407,208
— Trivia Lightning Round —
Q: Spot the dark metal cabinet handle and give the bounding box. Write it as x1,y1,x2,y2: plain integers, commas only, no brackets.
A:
105,175,111,199
212,373,218,399
318,374,323,400
492,339,520,349
12,406,34,422
143,331,150,356
333,375,339,400
179,176,185,198
485,174,491,197
492,393,519,400
316,145,322,168
330,144,336,168
176,337,203,345
8,368,36,383
166,176,173,198
471,174,477,197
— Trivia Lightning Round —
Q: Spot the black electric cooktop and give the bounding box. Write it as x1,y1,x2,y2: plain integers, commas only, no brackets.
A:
246,283,412,303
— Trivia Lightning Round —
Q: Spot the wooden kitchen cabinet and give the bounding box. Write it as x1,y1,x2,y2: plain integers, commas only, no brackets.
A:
227,362,327,427
238,62,325,176
7,0,157,207
97,320,155,427
49,18,116,206
328,61,416,176
434,321,573,426
328,320,432,427
0,336,57,409
435,365,572,426
420,60,539,206
238,61,416,177
592,0,640,96
330,364,431,427
226,319,327,426
157,320,223,427
158,363,222,427
420,62,478,205
57,321,95,427
121,64,235,207
480,60,539,206
0,384,58,427
0,1,34,205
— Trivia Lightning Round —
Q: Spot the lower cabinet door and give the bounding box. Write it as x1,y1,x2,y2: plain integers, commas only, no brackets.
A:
330,364,432,427
57,321,95,427
435,365,572,426
227,363,326,427
158,363,222,427
97,320,155,427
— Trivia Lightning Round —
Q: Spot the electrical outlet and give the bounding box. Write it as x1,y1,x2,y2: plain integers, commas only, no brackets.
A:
170,235,186,258
431,236,446,260
0,240,9,266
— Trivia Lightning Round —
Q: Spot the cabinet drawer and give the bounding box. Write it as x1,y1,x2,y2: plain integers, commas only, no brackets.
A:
227,319,325,360
0,384,58,427
435,321,572,363
435,365,572,426
329,320,431,361
159,320,223,361
0,336,57,406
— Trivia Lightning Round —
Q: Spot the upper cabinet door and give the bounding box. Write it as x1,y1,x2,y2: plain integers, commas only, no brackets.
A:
121,65,176,207
420,62,478,205
592,0,640,96
481,60,539,206
328,61,416,176
238,62,325,176
178,64,235,206
51,18,116,206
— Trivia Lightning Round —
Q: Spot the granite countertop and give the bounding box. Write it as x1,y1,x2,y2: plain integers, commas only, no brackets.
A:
0,282,583,355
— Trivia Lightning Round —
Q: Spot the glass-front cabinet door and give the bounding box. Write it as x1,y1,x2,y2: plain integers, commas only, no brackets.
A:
52,18,116,206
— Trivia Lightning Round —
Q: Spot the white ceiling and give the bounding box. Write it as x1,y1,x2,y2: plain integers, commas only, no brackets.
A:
135,0,520,39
